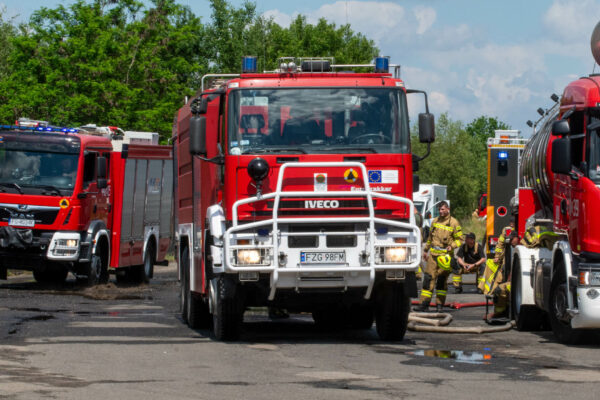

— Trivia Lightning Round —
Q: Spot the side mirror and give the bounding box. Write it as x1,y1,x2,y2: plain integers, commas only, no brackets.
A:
413,175,420,192
551,137,571,174
552,119,570,136
97,178,108,189
97,156,107,179
418,113,435,143
189,116,207,155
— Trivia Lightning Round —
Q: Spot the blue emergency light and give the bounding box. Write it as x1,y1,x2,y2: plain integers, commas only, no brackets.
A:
374,56,390,73
498,151,509,160
0,124,79,133
242,56,258,73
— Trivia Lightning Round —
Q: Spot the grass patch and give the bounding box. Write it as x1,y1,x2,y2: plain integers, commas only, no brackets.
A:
460,215,486,242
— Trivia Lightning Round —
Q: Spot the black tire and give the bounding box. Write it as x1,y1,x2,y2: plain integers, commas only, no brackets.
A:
512,257,544,331
78,255,104,286
375,282,410,341
33,263,68,284
180,246,211,329
213,276,244,341
548,264,583,344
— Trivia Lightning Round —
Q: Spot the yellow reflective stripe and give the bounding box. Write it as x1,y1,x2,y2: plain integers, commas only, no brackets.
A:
506,284,511,291
421,290,432,298
454,240,462,248
484,284,491,291
478,277,485,283
452,276,462,281
437,290,447,295
431,249,448,256
433,223,454,232
439,264,452,271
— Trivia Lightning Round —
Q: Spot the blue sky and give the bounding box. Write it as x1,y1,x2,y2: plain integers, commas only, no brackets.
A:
2,0,600,135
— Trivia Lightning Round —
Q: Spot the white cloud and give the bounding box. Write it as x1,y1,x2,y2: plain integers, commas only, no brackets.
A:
262,9,294,27
414,6,436,35
543,0,600,43
261,1,597,131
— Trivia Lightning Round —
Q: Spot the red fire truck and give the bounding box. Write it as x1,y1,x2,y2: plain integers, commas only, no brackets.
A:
0,123,173,285
510,24,600,343
174,56,435,340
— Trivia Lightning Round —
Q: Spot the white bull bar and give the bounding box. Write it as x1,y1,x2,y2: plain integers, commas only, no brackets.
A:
223,162,421,300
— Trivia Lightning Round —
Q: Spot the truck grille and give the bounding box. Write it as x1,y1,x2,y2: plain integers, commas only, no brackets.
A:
0,205,60,225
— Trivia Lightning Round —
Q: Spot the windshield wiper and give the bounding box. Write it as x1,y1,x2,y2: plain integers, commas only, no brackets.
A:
0,182,24,194
242,147,308,154
34,185,63,196
322,147,378,153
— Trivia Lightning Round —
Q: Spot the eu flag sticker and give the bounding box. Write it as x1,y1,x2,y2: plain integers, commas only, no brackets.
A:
368,170,382,183
300,252,306,263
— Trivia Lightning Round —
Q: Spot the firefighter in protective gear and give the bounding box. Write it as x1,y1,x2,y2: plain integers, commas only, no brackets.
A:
521,224,558,250
479,232,518,319
414,201,463,312
453,232,486,293
494,217,515,263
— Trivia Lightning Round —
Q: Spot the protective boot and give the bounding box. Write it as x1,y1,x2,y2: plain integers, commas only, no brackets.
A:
412,300,429,312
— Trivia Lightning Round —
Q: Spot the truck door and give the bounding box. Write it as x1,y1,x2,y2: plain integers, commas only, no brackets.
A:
80,151,110,227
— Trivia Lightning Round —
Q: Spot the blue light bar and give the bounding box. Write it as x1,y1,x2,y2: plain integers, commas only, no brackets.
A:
0,124,80,133
374,56,390,73
498,151,508,160
242,56,258,73
376,227,389,235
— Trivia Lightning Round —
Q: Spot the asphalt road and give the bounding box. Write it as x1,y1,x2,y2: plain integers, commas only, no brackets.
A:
1,264,599,400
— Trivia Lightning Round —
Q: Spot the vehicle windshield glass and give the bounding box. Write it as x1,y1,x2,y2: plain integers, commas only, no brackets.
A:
0,133,80,195
413,201,424,214
227,88,410,154
589,115,600,184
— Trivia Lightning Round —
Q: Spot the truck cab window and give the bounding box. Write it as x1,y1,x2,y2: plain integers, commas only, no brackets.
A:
588,114,600,183
83,152,97,187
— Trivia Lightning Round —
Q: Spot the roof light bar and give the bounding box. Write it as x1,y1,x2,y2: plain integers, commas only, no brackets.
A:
242,56,258,73
374,56,390,73
0,124,80,133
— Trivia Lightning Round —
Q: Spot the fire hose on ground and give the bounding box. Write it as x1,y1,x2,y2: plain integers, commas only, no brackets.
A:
407,301,515,333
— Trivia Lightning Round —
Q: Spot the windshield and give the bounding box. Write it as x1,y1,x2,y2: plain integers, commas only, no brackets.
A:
0,133,80,195
227,88,410,154
589,115,600,184
413,201,424,214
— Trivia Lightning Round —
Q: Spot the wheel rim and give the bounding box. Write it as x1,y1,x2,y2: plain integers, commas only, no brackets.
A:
514,271,522,315
553,283,570,324
91,256,101,281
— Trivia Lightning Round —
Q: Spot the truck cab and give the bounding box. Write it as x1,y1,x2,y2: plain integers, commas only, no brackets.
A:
175,56,435,341
0,123,112,283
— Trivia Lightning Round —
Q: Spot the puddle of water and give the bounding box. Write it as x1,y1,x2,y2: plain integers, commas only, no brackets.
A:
408,350,492,364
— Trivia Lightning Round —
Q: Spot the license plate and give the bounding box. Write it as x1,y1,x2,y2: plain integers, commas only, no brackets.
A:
9,218,35,227
300,251,346,264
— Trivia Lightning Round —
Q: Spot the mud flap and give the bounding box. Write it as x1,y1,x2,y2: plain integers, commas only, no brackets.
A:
405,271,418,298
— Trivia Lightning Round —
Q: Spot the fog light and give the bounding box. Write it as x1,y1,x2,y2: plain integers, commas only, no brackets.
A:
587,288,599,300
384,247,408,263
236,249,261,265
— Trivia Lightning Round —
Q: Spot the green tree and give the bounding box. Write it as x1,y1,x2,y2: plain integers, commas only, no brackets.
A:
412,113,510,219
0,0,207,141
0,7,16,81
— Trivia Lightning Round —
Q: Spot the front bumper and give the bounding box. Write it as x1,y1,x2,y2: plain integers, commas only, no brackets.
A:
571,287,600,329
221,162,421,301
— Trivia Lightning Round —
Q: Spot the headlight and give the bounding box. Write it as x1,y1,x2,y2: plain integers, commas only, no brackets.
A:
376,246,412,264
385,247,408,263
57,239,78,247
236,249,262,265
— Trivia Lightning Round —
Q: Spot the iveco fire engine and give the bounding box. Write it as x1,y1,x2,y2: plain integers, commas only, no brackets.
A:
0,121,173,284
510,22,600,343
174,56,435,341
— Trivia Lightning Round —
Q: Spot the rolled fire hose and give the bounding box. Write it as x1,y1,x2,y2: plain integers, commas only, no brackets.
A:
408,312,515,333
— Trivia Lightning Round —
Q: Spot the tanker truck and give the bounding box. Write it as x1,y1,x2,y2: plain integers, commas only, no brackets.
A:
510,23,600,343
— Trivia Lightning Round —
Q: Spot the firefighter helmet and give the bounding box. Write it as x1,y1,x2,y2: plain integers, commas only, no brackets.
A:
437,254,452,271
